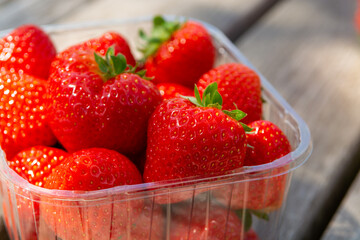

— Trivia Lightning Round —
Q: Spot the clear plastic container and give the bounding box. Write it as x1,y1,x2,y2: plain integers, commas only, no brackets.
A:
0,16,312,240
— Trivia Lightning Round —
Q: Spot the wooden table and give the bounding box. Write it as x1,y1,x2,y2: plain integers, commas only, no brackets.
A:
1,0,360,239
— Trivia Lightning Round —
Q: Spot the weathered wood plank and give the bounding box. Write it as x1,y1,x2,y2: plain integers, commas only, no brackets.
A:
0,0,91,30
236,0,360,239
321,170,360,240
56,0,265,41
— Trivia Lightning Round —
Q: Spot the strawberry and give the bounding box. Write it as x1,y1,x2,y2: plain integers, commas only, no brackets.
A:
144,83,249,203
62,31,136,67
197,63,262,124
8,146,68,187
0,70,57,160
213,120,291,210
170,201,259,240
0,25,56,79
140,16,215,88
47,45,162,155
42,148,144,240
245,120,291,166
157,82,193,100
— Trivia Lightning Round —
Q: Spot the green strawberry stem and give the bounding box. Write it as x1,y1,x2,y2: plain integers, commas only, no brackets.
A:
94,46,148,81
138,15,182,60
182,82,253,133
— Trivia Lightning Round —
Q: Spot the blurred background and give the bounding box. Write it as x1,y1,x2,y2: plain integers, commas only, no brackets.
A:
1,0,360,240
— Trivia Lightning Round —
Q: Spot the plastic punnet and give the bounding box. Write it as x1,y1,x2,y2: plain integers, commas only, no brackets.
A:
0,16,312,240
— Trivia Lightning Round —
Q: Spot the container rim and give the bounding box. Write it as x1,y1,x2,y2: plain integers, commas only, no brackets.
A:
0,15,312,201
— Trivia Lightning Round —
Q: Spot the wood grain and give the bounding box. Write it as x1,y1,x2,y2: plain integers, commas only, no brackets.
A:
321,171,360,240
237,0,360,239
0,0,91,30
56,0,264,40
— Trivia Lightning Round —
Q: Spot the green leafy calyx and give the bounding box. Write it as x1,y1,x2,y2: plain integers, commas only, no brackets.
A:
94,46,146,81
182,82,223,109
182,82,252,133
138,15,182,60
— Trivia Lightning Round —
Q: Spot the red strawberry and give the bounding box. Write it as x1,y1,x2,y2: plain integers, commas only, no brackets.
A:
157,82,193,100
42,148,144,240
170,202,259,240
0,25,56,79
47,45,162,155
140,16,215,88
245,120,291,166
63,31,136,67
214,120,291,210
197,63,262,124
144,83,248,203
0,70,57,160
8,146,68,187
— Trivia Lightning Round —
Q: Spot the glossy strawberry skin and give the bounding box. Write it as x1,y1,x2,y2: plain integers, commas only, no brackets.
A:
245,120,291,166
42,148,144,240
145,21,215,88
8,146,68,187
197,63,262,124
214,120,291,210
44,148,143,190
0,70,57,160
65,31,136,66
157,82,193,100
0,25,56,79
170,202,259,240
48,48,162,155
144,97,246,183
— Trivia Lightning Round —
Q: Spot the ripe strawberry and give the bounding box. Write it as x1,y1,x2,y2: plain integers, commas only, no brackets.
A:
245,120,291,166
0,70,57,160
157,82,193,100
63,31,136,67
42,148,144,240
197,63,262,124
140,16,215,88
213,120,291,210
8,146,68,187
170,201,259,240
47,46,162,155
0,25,56,79
144,83,249,203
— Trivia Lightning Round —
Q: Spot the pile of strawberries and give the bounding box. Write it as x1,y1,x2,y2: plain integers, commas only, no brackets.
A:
0,16,292,240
